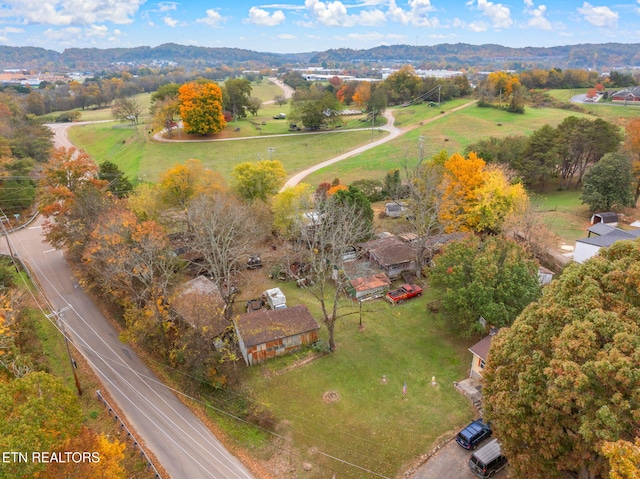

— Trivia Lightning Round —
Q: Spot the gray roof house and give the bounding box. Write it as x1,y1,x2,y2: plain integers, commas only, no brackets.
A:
574,226,640,263
611,86,640,103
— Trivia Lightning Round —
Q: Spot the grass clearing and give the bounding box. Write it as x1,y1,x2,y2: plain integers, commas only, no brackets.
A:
530,185,590,244
233,281,475,478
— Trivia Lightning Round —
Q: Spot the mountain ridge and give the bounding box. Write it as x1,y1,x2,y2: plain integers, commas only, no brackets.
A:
2,42,639,71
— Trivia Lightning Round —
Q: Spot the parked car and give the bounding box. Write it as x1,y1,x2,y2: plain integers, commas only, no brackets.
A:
273,113,286,119
455,419,492,450
469,438,507,478
385,284,423,304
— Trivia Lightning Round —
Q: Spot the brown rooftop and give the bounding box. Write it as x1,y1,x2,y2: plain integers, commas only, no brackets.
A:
171,276,227,336
235,304,320,348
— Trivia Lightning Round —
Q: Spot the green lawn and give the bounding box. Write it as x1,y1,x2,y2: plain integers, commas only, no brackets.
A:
69,122,380,183
234,281,475,478
530,186,591,244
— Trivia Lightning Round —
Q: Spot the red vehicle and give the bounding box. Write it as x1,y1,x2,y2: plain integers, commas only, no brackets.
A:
386,284,423,304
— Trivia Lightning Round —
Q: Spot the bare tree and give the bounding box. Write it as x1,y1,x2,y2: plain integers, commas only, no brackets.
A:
274,94,287,106
111,96,143,124
293,197,373,352
186,193,264,316
402,151,448,277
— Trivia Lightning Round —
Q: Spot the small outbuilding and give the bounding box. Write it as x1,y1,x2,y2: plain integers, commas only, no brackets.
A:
590,212,618,227
234,304,320,365
348,273,392,300
537,266,555,286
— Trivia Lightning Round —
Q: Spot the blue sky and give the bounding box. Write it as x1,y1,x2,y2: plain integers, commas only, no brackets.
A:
0,0,639,53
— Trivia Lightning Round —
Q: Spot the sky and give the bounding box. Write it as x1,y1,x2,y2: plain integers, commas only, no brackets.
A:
0,0,639,54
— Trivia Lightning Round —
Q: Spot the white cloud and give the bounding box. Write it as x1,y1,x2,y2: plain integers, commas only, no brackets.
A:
637,0,640,15
87,24,109,37
469,0,513,28
344,31,405,41
196,9,226,27
523,0,551,30
277,33,297,39
157,2,177,12
163,16,178,27
388,0,438,27
1,27,24,34
244,7,286,26
42,26,82,40
0,0,145,26
261,3,306,10
469,21,488,32
304,0,385,27
577,2,618,28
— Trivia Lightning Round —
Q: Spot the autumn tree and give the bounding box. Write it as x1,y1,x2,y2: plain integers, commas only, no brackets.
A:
37,427,126,479
581,152,635,212
429,235,540,335
83,207,183,350
272,183,314,239
39,147,110,260
601,439,640,479
232,159,286,203
111,96,143,124
352,82,371,109
178,81,226,135
0,371,82,478
484,239,640,479
157,158,227,216
439,152,527,234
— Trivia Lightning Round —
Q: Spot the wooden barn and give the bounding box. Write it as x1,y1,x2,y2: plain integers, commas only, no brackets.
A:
234,304,320,365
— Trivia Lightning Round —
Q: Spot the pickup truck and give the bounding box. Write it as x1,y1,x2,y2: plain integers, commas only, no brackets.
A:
386,284,423,304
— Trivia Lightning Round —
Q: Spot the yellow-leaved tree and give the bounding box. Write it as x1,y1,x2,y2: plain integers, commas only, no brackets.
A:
439,152,528,234
178,81,226,135
272,183,313,239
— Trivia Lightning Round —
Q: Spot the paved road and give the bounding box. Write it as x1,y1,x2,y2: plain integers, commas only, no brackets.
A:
6,126,256,478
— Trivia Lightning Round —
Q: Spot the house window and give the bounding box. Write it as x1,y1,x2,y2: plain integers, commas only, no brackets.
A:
478,358,485,369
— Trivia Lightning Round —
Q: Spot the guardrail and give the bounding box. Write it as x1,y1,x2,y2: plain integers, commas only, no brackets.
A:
96,390,163,479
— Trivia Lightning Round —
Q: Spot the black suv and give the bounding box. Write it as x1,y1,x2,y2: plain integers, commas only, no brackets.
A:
455,419,492,450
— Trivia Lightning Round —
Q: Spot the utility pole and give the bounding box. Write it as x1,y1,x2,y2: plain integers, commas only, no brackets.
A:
47,307,82,396
0,215,18,272
371,109,375,142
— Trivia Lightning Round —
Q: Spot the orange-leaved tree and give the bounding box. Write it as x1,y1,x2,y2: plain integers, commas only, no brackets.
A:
39,147,110,260
178,81,226,135
157,158,227,211
439,152,527,234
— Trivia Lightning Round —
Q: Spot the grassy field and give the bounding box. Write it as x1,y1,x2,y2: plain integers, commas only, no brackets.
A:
530,186,591,245
305,99,598,186
69,122,380,183
231,280,475,479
